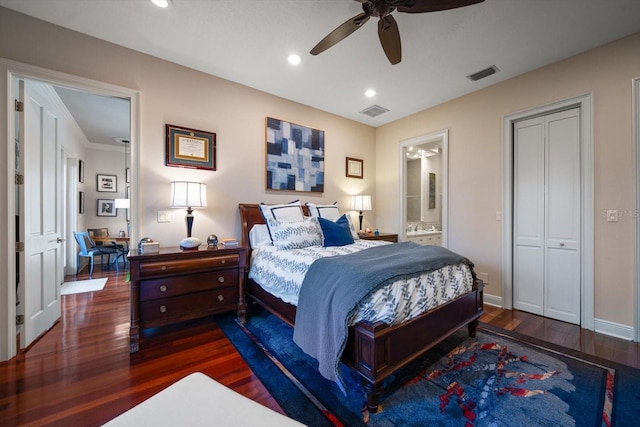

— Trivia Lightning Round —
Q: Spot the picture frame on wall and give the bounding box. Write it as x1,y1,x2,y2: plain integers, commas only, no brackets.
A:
78,160,84,183
265,117,325,192
166,124,216,171
346,157,363,179
79,191,85,214
97,199,116,217
97,174,117,192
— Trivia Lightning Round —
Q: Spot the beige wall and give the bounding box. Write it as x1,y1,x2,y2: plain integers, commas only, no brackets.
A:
0,7,376,247
376,33,640,327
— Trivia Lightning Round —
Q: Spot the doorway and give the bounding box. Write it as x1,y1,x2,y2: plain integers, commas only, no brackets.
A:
1,58,139,359
501,94,594,329
399,130,448,247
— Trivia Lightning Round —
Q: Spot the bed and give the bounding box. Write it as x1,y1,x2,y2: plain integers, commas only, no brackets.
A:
238,203,484,413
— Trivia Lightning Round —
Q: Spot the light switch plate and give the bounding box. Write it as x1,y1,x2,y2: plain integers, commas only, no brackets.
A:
606,210,618,222
157,211,171,223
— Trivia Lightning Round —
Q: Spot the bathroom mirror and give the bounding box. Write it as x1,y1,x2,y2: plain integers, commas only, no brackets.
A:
399,130,448,247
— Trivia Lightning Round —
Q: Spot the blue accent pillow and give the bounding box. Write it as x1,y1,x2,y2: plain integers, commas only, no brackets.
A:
318,215,355,247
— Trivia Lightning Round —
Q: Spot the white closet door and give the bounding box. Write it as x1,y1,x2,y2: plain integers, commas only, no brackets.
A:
513,117,545,315
544,109,581,324
513,108,581,324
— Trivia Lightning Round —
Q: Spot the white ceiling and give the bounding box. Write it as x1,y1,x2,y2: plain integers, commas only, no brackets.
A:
3,0,640,141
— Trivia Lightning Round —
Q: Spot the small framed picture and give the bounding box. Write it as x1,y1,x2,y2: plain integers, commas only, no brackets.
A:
346,157,363,179
79,191,85,214
78,160,84,183
97,174,117,192
97,199,117,217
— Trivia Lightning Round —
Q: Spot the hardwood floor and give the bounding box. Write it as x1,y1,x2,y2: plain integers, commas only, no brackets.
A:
1,268,638,426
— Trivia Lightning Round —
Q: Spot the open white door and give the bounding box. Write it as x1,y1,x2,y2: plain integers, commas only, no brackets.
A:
18,79,62,347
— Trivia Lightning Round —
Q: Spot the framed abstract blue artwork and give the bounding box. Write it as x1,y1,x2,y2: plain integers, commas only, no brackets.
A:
266,117,325,192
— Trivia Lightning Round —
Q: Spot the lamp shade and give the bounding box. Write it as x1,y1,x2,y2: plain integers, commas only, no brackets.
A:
170,181,207,208
351,194,372,211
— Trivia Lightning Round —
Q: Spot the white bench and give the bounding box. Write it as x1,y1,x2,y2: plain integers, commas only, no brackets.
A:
103,372,305,426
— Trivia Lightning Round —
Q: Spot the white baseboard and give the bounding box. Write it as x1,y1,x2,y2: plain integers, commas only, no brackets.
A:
482,294,635,341
483,293,503,308
594,318,635,341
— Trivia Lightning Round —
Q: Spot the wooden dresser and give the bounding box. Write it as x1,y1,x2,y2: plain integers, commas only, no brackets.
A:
128,246,246,353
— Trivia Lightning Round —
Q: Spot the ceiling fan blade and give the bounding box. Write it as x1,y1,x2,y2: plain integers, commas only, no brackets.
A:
310,12,371,56
378,15,401,65
396,0,484,13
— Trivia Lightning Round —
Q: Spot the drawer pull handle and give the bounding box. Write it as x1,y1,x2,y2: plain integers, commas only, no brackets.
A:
218,295,224,301
159,285,167,292
161,265,167,271
159,305,167,313
217,277,225,283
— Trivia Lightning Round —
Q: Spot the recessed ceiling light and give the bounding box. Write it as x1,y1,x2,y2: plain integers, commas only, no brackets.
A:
365,89,376,98
288,54,301,65
151,0,172,8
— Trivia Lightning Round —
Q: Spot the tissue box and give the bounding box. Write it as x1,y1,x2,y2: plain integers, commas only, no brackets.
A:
140,242,160,254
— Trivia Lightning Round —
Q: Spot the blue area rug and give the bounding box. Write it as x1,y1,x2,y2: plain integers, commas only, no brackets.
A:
217,310,640,426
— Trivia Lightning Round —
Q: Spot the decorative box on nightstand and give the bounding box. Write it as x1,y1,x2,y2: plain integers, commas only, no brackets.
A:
127,245,246,353
359,233,398,243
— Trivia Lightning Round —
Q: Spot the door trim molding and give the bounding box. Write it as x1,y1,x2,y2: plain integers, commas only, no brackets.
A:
633,76,640,342
0,57,140,361
501,93,594,330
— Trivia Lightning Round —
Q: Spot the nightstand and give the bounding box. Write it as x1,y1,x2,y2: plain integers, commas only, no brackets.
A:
127,245,246,353
359,233,398,243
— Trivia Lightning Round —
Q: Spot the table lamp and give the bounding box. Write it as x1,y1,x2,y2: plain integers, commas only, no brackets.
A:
351,194,372,231
170,181,207,249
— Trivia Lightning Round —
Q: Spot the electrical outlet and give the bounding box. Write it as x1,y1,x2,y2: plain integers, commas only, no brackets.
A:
606,210,618,222
496,211,502,221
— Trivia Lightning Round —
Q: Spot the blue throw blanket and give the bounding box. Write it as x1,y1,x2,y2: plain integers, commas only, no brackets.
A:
292,242,475,390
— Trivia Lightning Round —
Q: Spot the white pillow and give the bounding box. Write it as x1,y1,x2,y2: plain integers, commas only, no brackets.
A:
259,200,304,222
306,202,340,221
267,217,322,250
249,224,273,249
345,213,360,240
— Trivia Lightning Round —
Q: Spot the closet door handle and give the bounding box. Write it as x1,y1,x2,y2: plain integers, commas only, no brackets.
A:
559,243,565,247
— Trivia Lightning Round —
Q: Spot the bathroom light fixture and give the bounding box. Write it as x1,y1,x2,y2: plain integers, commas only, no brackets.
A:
170,181,207,249
351,194,372,231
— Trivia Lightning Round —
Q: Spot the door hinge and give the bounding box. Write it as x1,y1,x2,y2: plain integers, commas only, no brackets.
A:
15,100,23,112
15,174,24,185
16,315,24,326
16,242,24,252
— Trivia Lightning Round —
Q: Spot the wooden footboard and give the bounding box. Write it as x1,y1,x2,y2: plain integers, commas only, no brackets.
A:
246,277,484,413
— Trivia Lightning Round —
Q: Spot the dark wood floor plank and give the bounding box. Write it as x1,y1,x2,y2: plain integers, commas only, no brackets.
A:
1,269,638,425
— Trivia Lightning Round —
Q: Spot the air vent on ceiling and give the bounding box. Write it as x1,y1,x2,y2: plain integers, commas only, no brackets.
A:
467,65,500,82
360,104,390,118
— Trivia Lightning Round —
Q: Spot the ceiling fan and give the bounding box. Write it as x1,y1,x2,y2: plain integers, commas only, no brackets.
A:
310,0,485,65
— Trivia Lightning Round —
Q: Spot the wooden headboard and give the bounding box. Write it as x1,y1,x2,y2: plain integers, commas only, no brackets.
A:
238,203,311,258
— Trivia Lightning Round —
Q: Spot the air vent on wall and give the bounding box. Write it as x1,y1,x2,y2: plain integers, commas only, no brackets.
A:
360,105,390,118
467,65,500,82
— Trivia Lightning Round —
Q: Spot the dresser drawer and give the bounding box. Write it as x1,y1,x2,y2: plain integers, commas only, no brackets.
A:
140,287,238,329
139,269,238,301
137,254,239,278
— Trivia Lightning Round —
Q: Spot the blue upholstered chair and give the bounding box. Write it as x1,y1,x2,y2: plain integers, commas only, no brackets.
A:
74,231,120,278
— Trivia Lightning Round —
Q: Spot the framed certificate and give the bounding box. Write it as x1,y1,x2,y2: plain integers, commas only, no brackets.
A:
166,124,216,171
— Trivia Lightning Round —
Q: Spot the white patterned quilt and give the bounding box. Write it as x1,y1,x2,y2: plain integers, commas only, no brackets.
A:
248,240,474,326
